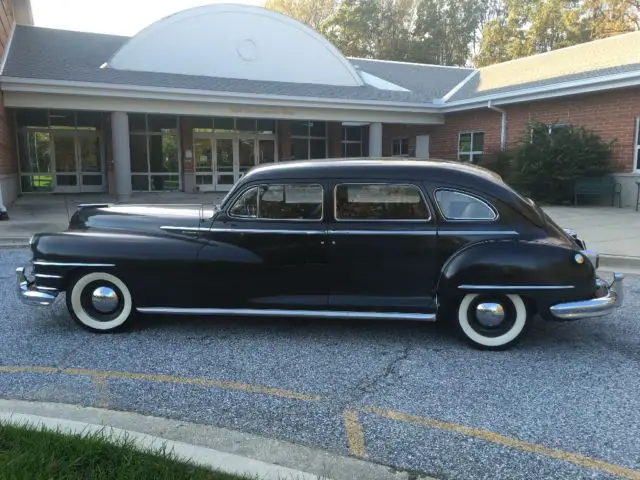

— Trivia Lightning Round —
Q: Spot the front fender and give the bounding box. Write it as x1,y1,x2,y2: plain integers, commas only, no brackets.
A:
437,239,597,309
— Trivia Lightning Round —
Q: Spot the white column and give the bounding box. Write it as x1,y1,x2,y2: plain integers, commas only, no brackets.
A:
369,122,382,157
111,112,131,201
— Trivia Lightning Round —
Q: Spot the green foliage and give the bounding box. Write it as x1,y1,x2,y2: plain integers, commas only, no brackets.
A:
506,121,615,204
0,423,256,480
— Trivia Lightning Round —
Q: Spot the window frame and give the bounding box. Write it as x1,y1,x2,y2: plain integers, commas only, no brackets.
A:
341,125,364,158
129,114,182,192
458,131,484,163
226,182,325,222
391,138,410,157
434,188,499,222
290,121,328,160
333,182,432,223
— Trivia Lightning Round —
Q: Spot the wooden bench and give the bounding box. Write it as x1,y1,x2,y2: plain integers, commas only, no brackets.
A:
573,177,622,207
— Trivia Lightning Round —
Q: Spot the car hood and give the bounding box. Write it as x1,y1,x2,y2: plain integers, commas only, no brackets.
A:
68,204,216,233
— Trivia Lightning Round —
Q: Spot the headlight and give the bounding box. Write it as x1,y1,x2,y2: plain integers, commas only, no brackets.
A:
574,253,585,265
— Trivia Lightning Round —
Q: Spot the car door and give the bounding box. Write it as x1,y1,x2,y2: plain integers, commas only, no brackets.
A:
196,180,330,310
327,181,439,313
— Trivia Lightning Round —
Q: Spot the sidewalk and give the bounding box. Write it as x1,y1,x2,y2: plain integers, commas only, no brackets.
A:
0,398,424,480
1,194,639,269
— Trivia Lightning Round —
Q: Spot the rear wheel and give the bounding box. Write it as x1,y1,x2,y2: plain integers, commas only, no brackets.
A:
66,271,134,333
456,293,529,350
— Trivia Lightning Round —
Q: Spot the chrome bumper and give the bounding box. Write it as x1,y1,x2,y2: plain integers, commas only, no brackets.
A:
16,266,59,306
549,273,625,320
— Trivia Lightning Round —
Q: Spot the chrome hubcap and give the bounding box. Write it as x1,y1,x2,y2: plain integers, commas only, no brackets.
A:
475,302,505,327
91,286,119,314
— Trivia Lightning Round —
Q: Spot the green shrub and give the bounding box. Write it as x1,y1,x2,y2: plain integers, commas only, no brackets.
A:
507,121,615,204
477,149,513,180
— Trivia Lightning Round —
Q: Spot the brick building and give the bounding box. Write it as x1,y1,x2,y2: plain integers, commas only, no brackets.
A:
1,2,640,208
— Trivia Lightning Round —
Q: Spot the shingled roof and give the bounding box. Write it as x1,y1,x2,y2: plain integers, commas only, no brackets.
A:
3,24,640,108
447,30,640,103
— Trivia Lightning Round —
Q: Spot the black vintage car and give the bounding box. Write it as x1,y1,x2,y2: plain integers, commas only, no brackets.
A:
17,159,625,350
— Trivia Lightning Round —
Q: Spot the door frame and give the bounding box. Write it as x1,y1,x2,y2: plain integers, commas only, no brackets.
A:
49,129,106,194
193,132,278,192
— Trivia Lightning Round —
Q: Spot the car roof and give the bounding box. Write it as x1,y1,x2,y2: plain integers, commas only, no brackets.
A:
232,158,542,225
243,157,504,187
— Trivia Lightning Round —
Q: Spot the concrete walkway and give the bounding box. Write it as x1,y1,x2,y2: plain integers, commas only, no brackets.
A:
0,399,425,480
1,194,638,268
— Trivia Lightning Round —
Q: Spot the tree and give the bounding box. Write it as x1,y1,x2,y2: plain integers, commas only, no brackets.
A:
262,0,338,31
580,0,638,39
508,121,614,204
412,0,486,66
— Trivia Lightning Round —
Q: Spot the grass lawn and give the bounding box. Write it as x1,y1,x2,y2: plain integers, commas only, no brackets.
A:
0,422,257,480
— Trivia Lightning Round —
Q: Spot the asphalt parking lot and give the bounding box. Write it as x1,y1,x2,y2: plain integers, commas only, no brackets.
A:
1,247,639,480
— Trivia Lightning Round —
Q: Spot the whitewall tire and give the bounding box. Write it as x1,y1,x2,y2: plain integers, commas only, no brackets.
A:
456,293,529,350
66,271,134,333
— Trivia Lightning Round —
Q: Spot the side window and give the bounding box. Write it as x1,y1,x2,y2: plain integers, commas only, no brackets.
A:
229,183,323,220
435,189,497,221
335,183,429,221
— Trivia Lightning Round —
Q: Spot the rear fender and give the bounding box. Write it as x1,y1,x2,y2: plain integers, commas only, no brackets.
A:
436,239,597,310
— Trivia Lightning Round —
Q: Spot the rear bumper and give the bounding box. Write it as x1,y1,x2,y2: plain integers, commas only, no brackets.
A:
16,266,59,306
549,273,624,320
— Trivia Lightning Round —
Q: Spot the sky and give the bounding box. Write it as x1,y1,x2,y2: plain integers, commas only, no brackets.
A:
31,0,264,36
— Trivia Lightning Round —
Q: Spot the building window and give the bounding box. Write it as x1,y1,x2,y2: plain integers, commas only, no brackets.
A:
392,138,409,157
129,114,180,192
290,121,327,160
458,132,484,163
342,125,363,157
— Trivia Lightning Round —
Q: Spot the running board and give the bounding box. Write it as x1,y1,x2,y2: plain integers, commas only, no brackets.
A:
136,307,437,322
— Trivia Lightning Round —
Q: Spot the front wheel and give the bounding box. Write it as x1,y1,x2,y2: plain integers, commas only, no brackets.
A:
456,293,529,350
66,271,134,333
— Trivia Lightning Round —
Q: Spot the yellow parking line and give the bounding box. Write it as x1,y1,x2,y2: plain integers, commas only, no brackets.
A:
343,409,368,459
362,406,640,480
91,375,110,409
0,365,323,402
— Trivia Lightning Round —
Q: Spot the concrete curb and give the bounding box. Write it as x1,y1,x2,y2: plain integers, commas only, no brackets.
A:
0,399,424,480
0,411,323,480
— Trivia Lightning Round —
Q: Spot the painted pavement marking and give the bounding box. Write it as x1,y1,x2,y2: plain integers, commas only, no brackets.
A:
343,409,368,459
360,406,640,480
1,364,638,478
0,365,323,402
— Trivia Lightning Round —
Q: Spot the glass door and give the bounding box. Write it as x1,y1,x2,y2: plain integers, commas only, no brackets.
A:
214,137,235,191
194,136,214,191
238,137,256,180
52,133,79,193
77,133,105,192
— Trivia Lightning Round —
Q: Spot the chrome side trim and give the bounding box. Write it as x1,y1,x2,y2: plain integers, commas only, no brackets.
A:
329,230,435,236
16,267,58,306
136,307,437,322
459,284,575,290
160,226,207,233
549,273,624,320
211,228,323,235
36,286,59,291
33,261,116,267
35,273,62,279
438,230,518,236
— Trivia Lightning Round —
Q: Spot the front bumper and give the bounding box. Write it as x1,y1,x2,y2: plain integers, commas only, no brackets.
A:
16,266,59,306
549,273,625,320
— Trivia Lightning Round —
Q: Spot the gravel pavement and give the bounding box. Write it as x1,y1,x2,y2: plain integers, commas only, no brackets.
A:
1,248,638,480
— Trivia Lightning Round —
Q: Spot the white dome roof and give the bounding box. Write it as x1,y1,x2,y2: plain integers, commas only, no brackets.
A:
107,3,364,87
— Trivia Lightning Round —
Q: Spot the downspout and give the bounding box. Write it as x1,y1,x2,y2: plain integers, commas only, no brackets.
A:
488,100,507,151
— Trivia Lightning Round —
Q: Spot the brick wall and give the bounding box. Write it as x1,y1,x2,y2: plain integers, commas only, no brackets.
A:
0,0,14,178
503,88,640,172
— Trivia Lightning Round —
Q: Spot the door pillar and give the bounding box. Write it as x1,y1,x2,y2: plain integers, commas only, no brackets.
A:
369,122,382,158
111,112,131,201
